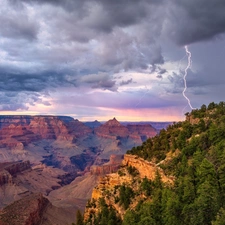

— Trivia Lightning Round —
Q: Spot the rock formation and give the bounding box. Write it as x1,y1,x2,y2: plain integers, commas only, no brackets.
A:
0,116,74,148
85,154,174,220
0,162,75,209
127,124,157,140
95,118,157,142
95,118,129,137
0,170,12,186
0,161,31,186
84,120,102,129
0,115,93,149
122,154,174,183
0,193,77,225
0,115,162,221
90,155,123,176
0,193,49,225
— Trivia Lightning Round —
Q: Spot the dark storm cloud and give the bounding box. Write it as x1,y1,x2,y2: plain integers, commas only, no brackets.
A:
15,0,162,29
0,103,28,111
0,91,51,111
10,0,86,13
4,0,166,76
120,79,133,86
156,67,167,79
92,79,116,91
2,0,225,114
158,68,167,75
166,72,184,94
0,4,38,40
167,0,225,45
0,70,76,92
79,73,117,91
85,0,155,33
10,0,225,46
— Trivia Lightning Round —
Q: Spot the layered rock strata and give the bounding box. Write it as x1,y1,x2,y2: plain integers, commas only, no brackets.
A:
0,161,31,186
90,155,123,176
0,193,49,225
85,154,174,220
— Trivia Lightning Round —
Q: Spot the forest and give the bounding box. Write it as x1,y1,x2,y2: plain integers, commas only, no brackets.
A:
79,102,225,225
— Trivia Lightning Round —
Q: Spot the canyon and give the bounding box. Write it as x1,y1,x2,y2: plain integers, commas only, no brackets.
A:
0,115,170,224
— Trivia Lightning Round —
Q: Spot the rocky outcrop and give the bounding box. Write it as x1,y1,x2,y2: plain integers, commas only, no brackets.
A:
0,193,49,225
85,166,134,219
85,154,174,221
91,154,174,202
70,153,94,172
95,118,157,142
27,116,73,140
0,170,12,186
127,124,157,140
84,120,102,129
95,118,129,137
90,155,123,176
66,119,92,138
122,154,174,183
4,161,31,176
185,114,201,125
0,116,93,148
0,116,72,148
0,161,31,186
0,192,78,225
0,116,32,129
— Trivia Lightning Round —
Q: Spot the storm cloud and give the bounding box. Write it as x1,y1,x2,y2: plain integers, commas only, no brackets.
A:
167,0,225,45
1,0,225,118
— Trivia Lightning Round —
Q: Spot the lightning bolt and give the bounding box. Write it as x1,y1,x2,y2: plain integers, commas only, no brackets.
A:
135,86,150,108
182,45,195,110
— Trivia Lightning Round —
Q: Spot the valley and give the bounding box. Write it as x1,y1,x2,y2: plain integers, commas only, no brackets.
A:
0,115,169,224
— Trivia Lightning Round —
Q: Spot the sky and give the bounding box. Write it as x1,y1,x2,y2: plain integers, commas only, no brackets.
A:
1,0,225,121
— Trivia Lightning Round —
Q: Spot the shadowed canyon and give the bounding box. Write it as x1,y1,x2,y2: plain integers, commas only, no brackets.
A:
0,115,170,224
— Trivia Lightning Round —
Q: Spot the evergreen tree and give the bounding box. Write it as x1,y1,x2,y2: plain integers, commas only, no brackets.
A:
76,210,84,225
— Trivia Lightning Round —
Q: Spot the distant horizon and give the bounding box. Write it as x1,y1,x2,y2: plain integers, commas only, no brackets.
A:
0,113,179,123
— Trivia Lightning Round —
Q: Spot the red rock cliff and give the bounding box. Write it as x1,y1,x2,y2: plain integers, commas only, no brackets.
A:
0,193,49,225
0,116,85,148
127,124,157,138
0,161,31,186
95,118,129,137
90,154,124,176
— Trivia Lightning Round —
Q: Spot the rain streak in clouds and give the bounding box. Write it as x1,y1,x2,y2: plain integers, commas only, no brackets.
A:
1,0,225,120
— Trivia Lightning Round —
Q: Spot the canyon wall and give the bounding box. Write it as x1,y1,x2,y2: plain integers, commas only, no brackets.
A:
0,161,31,186
0,193,49,225
127,124,157,139
90,155,123,176
0,115,93,149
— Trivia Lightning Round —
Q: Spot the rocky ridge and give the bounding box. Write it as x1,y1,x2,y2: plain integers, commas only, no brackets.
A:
0,193,76,225
0,161,75,209
122,154,173,183
0,193,49,225
90,154,124,176
0,116,74,149
85,154,174,220
0,161,31,186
